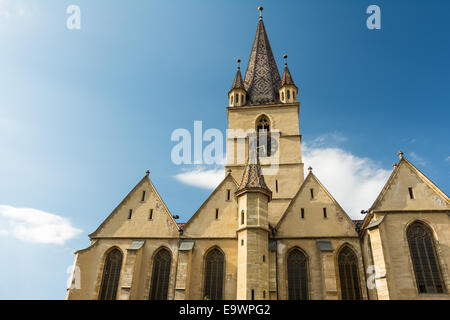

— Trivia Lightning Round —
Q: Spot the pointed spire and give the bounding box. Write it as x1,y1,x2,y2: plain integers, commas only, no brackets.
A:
235,139,272,197
230,59,245,91
243,7,281,105
281,54,296,87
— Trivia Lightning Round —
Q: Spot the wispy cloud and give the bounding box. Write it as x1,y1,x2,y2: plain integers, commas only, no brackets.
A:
0,0,37,20
409,152,426,167
307,131,348,148
174,167,224,189
0,205,82,245
445,156,450,162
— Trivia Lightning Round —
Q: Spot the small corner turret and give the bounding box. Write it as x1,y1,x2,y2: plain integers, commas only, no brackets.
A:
279,54,298,103
228,59,247,107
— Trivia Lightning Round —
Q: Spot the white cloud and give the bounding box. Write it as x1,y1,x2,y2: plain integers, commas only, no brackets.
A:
0,205,82,245
445,156,450,162
174,167,224,189
303,144,390,219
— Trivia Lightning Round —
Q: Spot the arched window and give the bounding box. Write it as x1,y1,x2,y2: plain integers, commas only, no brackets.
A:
287,90,291,100
287,249,308,300
231,95,233,105
292,91,296,100
149,248,172,300
236,94,239,104
281,91,285,101
407,222,445,294
241,210,245,225
256,115,271,157
204,248,224,300
99,248,123,300
338,246,362,300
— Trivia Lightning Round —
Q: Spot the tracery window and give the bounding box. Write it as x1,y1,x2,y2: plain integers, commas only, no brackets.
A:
338,246,362,300
204,248,224,300
149,248,172,300
287,249,308,300
407,222,446,294
99,248,123,300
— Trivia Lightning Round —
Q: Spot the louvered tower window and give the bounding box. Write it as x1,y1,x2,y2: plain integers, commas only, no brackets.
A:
99,248,123,300
149,248,172,300
256,115,271,157
407,222,445,294
287,249,308,300
338,246,362,300
204,248,224,300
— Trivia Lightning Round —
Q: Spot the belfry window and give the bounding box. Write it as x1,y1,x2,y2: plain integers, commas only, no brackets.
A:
281,91,285,101
408,187,414,199
293,91,296,100
287,249,308,300
231,95,233,105
287,90,291,100
99,248,123,300
256,115,271,157
236,94,239,104
149,248,172,300
338,246,362,300
204,248,225,300
407,222,445,294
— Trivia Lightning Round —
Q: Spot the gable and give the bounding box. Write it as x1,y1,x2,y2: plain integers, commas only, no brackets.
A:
182,174,238,238
370,159,450,212
276,173,358,238
90,175,179,238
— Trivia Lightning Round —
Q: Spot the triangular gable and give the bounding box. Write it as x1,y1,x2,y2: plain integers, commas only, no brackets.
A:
182,172,239,238
89,173,179,238
276,172,358,237
369,157,449,213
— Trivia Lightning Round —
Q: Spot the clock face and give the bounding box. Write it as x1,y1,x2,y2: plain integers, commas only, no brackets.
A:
249,135,278,157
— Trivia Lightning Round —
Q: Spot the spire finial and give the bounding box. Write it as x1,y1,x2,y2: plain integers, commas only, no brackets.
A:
398,151,404,159
393,163,397,167
283,54,288,66
237,58,241,70
146,170,150,176
308,166,313,172
258,6,263,19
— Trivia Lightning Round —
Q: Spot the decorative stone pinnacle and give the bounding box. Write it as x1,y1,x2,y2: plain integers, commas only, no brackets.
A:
237,58,241,70
227,168,232,174
146,170,150,176
398,151,404,159
393,163,397,167
258,6,263,19
308,166,313,172
283,54,288,66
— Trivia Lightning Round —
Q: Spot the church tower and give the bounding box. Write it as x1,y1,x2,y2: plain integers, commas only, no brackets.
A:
226,6,304,224
235,149,272,300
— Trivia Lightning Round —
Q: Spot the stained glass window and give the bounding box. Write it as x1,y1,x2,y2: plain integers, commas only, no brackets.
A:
149,248,172,300
407,222,445,294
99,248,122,300
204,248,224,300
287,249,308,300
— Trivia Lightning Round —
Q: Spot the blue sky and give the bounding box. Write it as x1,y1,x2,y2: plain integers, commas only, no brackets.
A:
0,0,448,299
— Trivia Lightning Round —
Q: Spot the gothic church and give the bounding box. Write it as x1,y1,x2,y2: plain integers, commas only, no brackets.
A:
66,8,450,300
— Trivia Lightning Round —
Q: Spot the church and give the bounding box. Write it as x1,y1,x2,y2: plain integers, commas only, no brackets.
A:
66,8,450,300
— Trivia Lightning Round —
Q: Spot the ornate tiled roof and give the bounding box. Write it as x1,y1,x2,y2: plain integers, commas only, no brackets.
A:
243,17,281,105
236,148,272,196
281,64,296,87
